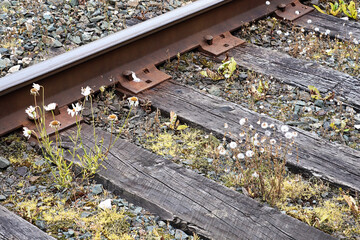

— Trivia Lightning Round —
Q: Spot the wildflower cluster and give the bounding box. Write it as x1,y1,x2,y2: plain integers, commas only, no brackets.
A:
22,83,138,188
216,118,298,204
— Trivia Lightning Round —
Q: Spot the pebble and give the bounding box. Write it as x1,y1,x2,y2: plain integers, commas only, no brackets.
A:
90,183,103,195
98,199,112,210
0,156,10,169
0,0,194,77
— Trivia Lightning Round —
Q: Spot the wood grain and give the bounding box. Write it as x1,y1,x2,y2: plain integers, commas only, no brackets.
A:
225,43,360,109
62,124,334,240
0,205,55,240
295,11,360,42
140,81,360,192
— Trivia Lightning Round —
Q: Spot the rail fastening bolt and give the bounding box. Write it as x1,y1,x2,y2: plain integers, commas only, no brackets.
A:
204,35,213,45
277,3,286,12
123,70,134,81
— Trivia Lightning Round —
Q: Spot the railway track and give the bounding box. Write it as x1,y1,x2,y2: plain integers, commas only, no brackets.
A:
1,0,360,239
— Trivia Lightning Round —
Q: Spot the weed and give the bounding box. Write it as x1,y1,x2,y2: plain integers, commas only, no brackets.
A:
22,83,136,188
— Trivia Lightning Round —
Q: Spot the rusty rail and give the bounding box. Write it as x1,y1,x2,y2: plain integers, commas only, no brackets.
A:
0,0,311,136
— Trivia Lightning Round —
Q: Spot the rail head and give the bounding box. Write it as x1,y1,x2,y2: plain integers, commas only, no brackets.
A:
0,0,229,96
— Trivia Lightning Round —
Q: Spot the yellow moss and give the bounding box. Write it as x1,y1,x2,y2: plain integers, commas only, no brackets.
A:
279,176,327,202
16,198,39,221
143,129,219,171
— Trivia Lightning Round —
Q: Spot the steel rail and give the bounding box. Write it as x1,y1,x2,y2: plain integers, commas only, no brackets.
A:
0,0,298,136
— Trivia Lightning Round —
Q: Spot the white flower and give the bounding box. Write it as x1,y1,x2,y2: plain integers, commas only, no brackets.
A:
257,120,261,125
254,140,260,146
285,132,293,139
270,139,276,145
288,151,293,156
349,32,353,35
239,131,246,137
292,131,298,138
229,142,237,149
237,153,245,159
276,30,282,35
249,125,253,129
260,136,267,143
246,150,254,157
314,27,319,32
252,172,259,178
108,114,118,121
32,83,40,91
219,148,227,155
307,19,312,24
67,103,83,117
25,105,37,119
325,29,331,35
354,38,359,45
81,86,92,100
224,123,229,129
265,130,271,136
269,124,275,129
265,1,270,5
128,96,139,107
49,120,61,129
284,32,289,36
23,127,32,139
261,122,268,129
280,125,289,133
98,199,112,210
259,147,265,153
295,10,300,15
44,103,57,111
239,118,247,125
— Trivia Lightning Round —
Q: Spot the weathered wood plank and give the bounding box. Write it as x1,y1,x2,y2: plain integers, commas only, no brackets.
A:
225,43,360,109
295,11,360,41
139,81,360,192
62,124,333,240
0,205,55,240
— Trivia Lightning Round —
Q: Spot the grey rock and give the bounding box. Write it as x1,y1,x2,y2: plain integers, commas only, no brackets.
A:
52,40,63,48
134,206,142,214
208,85,221,96
43,12,53,20
91,184,103,195
8,65,20,73
0,58,12,70
0,195,6,201
158,221,166,227
35,220,46,230
0,48,8,54
35,158,46,166
47,0,64,6
16,166,28,176
90,16,105,23
80,211,92,218
0,157,10,169
293,100,306,106
25,186,37,193
0,0,11,8
175,229,188,240
69,0,78,7
314,99,324,108
69,35,81,45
